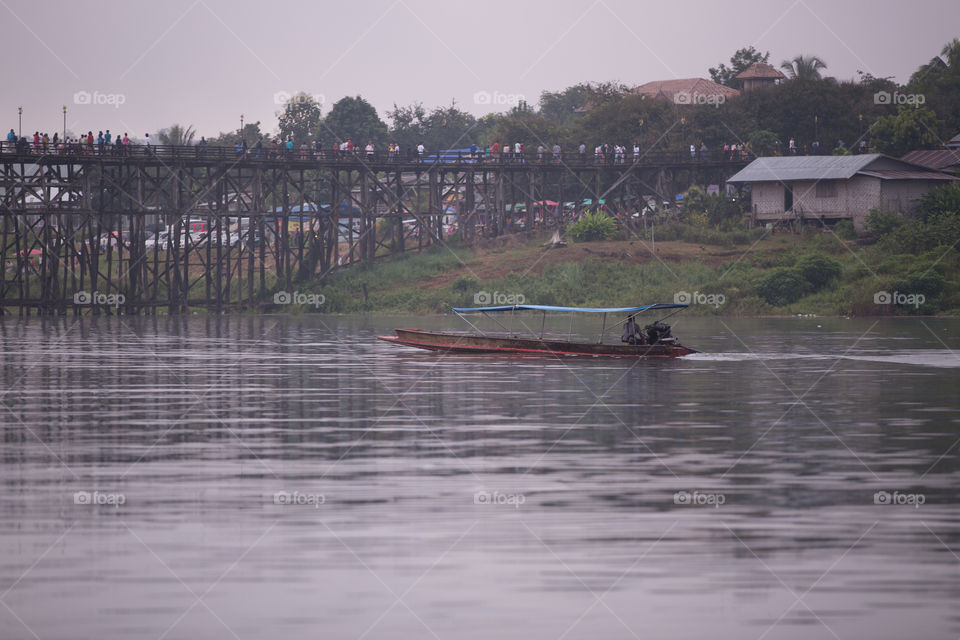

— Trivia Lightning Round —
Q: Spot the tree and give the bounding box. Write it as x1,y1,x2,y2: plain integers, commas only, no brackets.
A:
748,130,778,155
870,105,939,156
206,122,269,147
277,92,323,146
780,55,828,80
157,123,196,146
322,96,388,147
709,47,770,88
538,81,628,124
387,102,428,149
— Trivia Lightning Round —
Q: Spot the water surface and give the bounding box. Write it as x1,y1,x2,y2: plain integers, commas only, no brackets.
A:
1,315,958,639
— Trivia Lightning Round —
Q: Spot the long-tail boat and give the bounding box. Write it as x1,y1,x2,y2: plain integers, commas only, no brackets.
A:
378,303,697,357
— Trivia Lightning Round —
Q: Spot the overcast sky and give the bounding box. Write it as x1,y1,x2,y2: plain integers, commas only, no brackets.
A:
2,0,957,140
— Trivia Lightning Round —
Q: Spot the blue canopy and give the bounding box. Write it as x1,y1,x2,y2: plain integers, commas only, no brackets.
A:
452,303,687,313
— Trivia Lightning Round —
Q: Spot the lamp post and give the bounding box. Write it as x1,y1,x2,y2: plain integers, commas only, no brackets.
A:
680,116,686,159
239,114,244,140
814,114,819,147
858,113,864,146
18,106,22,138
62,105,67,141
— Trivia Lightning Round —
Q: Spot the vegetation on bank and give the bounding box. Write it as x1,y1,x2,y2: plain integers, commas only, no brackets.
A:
287,183,960,317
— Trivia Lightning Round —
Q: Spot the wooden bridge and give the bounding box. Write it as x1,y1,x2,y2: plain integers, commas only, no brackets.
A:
0,145,749,314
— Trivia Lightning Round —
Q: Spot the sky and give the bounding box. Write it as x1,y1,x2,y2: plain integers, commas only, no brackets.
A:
2,0,957,141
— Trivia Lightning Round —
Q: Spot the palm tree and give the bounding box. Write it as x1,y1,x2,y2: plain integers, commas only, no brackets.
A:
941,38,960,67
780,55,828,80
157,124,196,146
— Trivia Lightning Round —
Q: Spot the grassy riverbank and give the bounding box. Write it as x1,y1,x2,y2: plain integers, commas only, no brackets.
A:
294,223,959,316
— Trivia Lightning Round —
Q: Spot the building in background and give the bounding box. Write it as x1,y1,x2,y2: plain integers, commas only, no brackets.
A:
735,62,787,92
727,154,958,229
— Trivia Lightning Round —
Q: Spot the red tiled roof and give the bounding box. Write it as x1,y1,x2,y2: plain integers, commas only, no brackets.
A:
632,78,740,102
736,62,786,80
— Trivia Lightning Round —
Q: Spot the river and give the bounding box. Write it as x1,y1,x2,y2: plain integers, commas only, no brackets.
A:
0,315,958,639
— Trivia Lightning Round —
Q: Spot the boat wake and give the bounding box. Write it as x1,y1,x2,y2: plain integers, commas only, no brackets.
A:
685,350,960,368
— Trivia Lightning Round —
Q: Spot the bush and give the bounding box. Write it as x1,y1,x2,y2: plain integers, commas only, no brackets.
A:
756,267,808,306
865,208,904,236
569,210,617,242
796,253,842,291
833,219,856,239
917,183,960,223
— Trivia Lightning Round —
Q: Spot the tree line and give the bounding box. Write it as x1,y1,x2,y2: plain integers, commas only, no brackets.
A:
158,39,960,160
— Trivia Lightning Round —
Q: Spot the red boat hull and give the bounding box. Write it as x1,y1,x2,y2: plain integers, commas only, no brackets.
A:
377,329,697,358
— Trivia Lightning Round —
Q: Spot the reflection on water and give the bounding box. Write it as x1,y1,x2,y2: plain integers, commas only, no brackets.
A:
0,315,958,639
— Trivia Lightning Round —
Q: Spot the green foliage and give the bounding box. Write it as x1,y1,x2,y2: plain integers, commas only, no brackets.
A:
916,182,960,223
748,130,778,155
709,46,771,88
452,275,478,294
538,82,628,125
756,267,808,305
323,96,389,147
780,55,828,80
870,105,940,157
865,209,904,236
569,210,617,242
795,253,842,290
277,93,323,146
157,124,196,146
833,219,856,239
387,101,483,152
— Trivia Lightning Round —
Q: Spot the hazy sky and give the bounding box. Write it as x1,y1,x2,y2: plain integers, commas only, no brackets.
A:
2,0,957,140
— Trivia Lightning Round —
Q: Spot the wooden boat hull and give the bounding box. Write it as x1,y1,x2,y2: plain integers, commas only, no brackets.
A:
378,329,697,358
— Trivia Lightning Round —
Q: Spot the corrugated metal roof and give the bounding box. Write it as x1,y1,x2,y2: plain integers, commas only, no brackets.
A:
859,170,958,180
727,154,882,182
900,150,960,170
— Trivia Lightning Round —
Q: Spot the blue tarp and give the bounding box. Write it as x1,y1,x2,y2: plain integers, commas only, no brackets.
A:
451,303,687,314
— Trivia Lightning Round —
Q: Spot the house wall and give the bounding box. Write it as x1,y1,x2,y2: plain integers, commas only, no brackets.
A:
748,176,937,229
879,180,941,216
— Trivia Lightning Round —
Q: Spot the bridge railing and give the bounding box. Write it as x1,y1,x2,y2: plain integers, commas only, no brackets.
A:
0,141,755,166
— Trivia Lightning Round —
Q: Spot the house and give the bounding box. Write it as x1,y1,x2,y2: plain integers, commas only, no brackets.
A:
900,149,960,176
947,133,960,150
735,62,786,92
727,154,957,229
632,77,739,106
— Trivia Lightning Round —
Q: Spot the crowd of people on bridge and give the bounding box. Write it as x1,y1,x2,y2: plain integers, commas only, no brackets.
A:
5,128,139,156
4,123,867,163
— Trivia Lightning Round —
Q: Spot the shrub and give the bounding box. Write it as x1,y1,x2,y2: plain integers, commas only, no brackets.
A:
796,253,842,291
756,267,808,306
833,219,856,239
865,208,904,236
916,183,960,223
569,210,617,242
